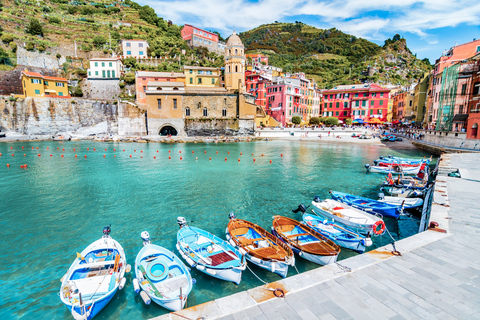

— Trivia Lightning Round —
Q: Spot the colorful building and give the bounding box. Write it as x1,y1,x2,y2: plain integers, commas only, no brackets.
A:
465,53,480,138
246,54,268,66
184,66,222,88
20,70,70,98
245,71,268,108
121,39,149,58
135,71,185,107
224,31,245,92
181,24,225,54
87,58,123,80
321,84,390,123
413,75,429,127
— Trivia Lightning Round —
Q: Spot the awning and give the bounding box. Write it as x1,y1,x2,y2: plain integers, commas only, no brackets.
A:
452,114,469,122
392,120,401,124
368,118,383,124
352,119,364,124
45,89,57,93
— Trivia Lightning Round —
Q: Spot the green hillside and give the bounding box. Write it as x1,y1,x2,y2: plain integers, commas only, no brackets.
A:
239,22,431,88
0,0,223,72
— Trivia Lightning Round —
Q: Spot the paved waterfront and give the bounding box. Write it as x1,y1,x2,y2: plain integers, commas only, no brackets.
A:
156,153,480,320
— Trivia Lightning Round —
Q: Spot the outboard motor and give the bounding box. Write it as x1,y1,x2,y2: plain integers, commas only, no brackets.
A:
378,193,385,200
177,216,188,228
141,231,151,246
388,155,392,158
228,212,236,220
292,204,307,213
313,196,322,203
379,156,384,160
365,164,371,171
102,225,111,237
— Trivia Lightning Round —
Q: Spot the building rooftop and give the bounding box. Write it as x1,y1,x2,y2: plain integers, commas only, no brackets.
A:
22,70,67,82
183,66,220,71
89,57,122,61
136,71,185,78
147,81,185,87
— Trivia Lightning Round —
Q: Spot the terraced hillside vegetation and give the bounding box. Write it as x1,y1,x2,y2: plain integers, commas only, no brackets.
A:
0,0,223,73
240,22,432,88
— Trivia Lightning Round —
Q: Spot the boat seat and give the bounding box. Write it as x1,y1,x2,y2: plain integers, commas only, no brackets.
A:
237,237,265,245
277,225,295,233
231,227,250,236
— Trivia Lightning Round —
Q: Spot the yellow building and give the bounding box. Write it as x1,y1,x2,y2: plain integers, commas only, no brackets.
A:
20,70,70,98
183,66,221,88
224,31,245,92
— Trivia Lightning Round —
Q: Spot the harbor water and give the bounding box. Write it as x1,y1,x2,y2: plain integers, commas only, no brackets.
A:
0,140,432,319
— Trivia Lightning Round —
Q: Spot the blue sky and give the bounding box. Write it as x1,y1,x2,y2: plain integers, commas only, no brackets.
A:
138,0,480,63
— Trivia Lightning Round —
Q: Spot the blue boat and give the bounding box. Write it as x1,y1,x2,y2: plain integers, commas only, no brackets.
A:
374,155,431,165
60,226,129,320
176,217,246,285
134,231,193,311
330,191,401,219
301,211,372,253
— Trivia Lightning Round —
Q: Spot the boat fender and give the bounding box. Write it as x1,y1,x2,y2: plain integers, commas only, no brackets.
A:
250,256,262,264
176,244,181,252
299,251,303,256
196,265,205,271
226,234,231,240
225,228,229,235
185,257,195,266
139,291,151,305
133,278,140,293
229,239,237,247
71,308,91,320
206,268,217,276
239,248,247,255
118,277,126,290
363,237,373,247
271,263,276,273
373,221,386,235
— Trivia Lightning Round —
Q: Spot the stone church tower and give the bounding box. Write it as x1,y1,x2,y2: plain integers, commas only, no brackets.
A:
224,31,245,92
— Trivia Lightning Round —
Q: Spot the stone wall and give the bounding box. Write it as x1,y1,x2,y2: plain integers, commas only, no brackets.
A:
409,129,480,150
118,102,147,136
16,47,67,71
82,79,122,101
185,118,244,136
0,96,117,135
0,66,60,96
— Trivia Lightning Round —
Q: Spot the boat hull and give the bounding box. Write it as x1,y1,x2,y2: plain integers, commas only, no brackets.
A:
70,291,115,320
330,191,400,219
245,253,289,278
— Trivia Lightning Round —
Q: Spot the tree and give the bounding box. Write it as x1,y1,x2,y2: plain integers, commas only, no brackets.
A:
26,19,44,37
0,47,8,62
325,116,339,126
292,116,302,125
72,86,83,97
1,34,14,43
49,17,61,25
123,57,137,68
92,35,106,48
345,118,352,125
309,117,321,125
122,73,135,84
392,34,401,42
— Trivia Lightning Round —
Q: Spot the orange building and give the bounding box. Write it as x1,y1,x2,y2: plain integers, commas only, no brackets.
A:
135,71,185,107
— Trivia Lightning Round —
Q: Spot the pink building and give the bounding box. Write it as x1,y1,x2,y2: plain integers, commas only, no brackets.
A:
135,71,185,106
245,71,268,108
321,84,390,123
246,54,268,66
181,24,225,54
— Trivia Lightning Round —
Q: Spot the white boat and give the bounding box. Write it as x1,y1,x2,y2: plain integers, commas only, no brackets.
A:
311,197,385,236
365,164,423,175
60,226,128,320
378,194,423,208
176,217,246,285
134,232,193,311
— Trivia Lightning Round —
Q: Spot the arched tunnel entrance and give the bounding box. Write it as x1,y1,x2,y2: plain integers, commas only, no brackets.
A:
159,125,178,136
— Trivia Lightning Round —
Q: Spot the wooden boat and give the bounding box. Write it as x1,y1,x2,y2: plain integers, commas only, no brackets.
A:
380,186,425,198
302,211,372,253
365,163,425,175
226,213,294,278
311,197,385,236
134,231,192,311
176,217,246,285
377,194,423,208
271,215,340,265
330,191,400,219
60,226,129,320
382,174,428,189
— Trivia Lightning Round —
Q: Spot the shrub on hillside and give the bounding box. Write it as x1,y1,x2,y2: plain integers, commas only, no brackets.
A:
122,73,135,84
81,6,94,15
67,6,77,14
56,53,61,59
72,86,83,97
92,35,106,48
42,6,51,13
123,57,137,68
26,19,44,37
1,34,14,43
0,47,8,62
37,44,46,52
49,17,61,25
26,42,35,51
9,42,17,53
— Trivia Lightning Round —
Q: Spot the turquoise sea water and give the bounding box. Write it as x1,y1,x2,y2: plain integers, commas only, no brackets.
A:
0,140,432,319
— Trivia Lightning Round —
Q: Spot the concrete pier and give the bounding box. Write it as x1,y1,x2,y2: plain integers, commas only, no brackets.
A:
154,153,480,320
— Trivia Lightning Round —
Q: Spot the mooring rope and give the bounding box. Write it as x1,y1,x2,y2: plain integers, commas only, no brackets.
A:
246,264,285,298
335,262,351,274
383,225,402,256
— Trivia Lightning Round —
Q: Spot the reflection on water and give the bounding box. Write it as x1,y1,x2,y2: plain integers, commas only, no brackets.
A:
0,140,432,319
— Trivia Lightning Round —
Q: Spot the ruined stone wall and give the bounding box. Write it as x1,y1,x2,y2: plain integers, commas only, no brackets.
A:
82,79,122,101
0,96,117,135
118,102,147,136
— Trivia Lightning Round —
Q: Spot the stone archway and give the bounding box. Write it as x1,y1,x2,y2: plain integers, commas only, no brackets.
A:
159,125,178,136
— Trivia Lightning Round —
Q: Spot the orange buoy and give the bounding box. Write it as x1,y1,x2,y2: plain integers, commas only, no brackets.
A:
141,150,143,153
73,148,75,151
50,154,52,157
240,152,242,155
61,154,64,158
169,156,171,159
20,165,24,168
281,154,283,157
63,148,65,151
154,156,156,159
141,156,143,158
228,151,230,154
192,151,194,154
103,154,106,158
238,159,240,162
169,150,171,153
0,153,2,156
253,158,256,162
216,151,218,154
11,153,14,156
261,154,264,156
6,163,10,167
47,147,49,150
114,149,116,151
180,157,183,160
94,148,96,151
179,151,181,153
252,153,254,155
22,146,24,149
209,157,211,160
123,149,125,152
37,154,40,157
10,146,13,149
87,148,90,151
114,155,116,158
105,148,107,151
23,154,26,156
84,155,87,158
134,149,136,152
24,164,27,168
225,157,227,161
57,147,59,150
270,160,272,163
156,150,159,153
129,155,132,158
195,157,198,160
75,155,77,158
32,147,34,149
204,151,207,153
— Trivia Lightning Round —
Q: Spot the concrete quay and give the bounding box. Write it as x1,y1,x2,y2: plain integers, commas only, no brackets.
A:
154,153,480,320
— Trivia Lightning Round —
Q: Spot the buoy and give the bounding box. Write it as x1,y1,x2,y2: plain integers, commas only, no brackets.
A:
94,148,96,151
252,153,254,155
139,291,151,305
37,154,40,157
209,157,211,160
103,155,106,158
62,148,65,151
123,149,125,152
253,158,256,162
57,147,59,150
75,155,77,158
50,154,52,157
22,146,24,149
281,154,283,157
11,154,14,156
133,278,140,294
87,148,89,151
261,154,264,156
179,151,181,153
105,148,107,151
141,156,143,158
238,159,240,162
114,155,116,158
240,152,242,155
10,146,13,149
73,148,75,151
195,157,198,160
169,156,171,159
134,149,136,152
24,164,27,168
216,151,218,154
84,155,87,158
119,277,126,290
169,150,171,153
20,165,24,168
228,151,230,154
6,164,10,167
180,157,183,160
61,155,64,158
154,156,156,159
32,147,34,149
156,150,158,153
192,151,194,154
204,151,206,153
270,160,272,163
129,155,132,158
114,149,116,151
225,157,227,161
23,154,26,156
0,153,2,156
47,147,49,150
141,150,143,153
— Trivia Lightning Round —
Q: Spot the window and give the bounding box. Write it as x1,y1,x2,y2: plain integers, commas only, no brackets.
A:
109,62,112,67
361,110,365,115
143,86,146,93
56,82,64,87
126,42,131,47
343,111,347,116
127,51,131,55
203,108,208,116
95,71,99,76
112,71,115,78
102,70,106,78
370,100,374,106
336,102,339,108
362,100,366,107
88,71,91,76
409,100,413,106
157,99,161,109
198,78,202,84
198,102,202,109
336,111,339,116
461,83,467,95
173,99,177,109
370,109,373,115
34,89,40,94
329,103,332,108
477,45,480,53
94,62,98,67
235,66,238,72
222,108,227,117
344,102,348,108
59,92,63,96
355,101,359,107
378,109,382,115
31,79,41,84
379,100,384,106
363,93,367,97
190,78,193,84
139,43,143,47
212,78,215,84
107,70,111,78
355,93,358,97
44,81,49,85
185,108,190,116
139,51,144,56
102,62,105,67
380,92,384,97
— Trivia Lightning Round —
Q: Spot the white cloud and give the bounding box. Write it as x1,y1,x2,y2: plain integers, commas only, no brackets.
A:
137,0,480,42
